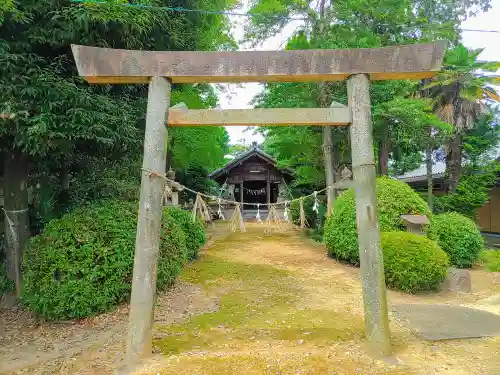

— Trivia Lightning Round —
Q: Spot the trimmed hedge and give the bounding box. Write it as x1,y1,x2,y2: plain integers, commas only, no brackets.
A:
381,232,449,293
427,212,483,268
1,263,14,295
479,250,500,272
324,177,431,265
164,207,205,260
157,214,187,291
21,201,193,320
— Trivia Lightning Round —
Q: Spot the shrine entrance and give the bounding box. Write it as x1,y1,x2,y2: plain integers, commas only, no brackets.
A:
70,41,447,368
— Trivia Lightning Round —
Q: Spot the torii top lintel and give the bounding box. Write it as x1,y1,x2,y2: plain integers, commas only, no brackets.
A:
71,41,447,84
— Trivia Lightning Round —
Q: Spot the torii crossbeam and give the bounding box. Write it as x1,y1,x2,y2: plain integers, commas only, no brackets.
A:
71,41,447,369
168,106,351,126
72,41,446,84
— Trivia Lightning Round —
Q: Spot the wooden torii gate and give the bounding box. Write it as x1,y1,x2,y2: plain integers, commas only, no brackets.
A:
71,41,447,366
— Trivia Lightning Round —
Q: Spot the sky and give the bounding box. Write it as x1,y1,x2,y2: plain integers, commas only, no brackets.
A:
218,0,500,145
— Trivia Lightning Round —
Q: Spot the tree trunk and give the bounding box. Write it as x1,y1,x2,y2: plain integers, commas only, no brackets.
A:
426,145,433,211
317,0,335,215
4,149,30,296
58,165,71,213
165,138,174,171
323,126,335,216
332,144,341,198
425,127,433,211
378,132,389,176
59,166,70,190
445,134,462,193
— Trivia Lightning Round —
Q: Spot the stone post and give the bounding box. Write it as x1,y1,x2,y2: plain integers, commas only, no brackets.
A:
267,180,271,205
347,73,391,357
126,77,171,366
171,191,179,206
323,127,335,216
240,182,244,212
227,184,235,201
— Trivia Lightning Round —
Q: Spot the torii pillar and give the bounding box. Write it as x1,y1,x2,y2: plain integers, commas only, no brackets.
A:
348,73,390,355
70,41,447,366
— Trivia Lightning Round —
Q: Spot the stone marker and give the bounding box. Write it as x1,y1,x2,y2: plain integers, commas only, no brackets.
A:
442,268,472,293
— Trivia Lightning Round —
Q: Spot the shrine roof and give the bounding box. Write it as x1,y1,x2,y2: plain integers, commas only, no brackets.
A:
209,145,293,180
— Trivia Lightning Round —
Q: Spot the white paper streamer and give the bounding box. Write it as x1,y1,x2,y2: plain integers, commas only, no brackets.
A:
284,201,290,222
256,204,262,222
312,191,319,213
244,187,266,195
217,198,225,220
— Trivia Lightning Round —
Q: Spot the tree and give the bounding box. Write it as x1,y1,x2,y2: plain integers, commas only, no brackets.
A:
168,84,230,172
462,110,500,165
424,44,500,192
373,95,450,176
246,0,490,194
434,111,500,217
253,77,327,188
0,0,236,287
227,143,249,158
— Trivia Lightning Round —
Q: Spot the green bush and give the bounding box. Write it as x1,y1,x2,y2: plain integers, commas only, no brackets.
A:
324,177,431,265
1,263,14,295
381,232,449,293
433,163,500,218
157,214,188,290
164,207,205,260
21,200,188,320
427,212,483,268
479,249,500,272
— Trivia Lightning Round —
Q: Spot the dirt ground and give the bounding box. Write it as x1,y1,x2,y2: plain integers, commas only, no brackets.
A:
2,222,500,374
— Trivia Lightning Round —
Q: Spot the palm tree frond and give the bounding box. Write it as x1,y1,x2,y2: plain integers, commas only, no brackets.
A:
483,88,500,102
480,61,500,71
422,80,445,90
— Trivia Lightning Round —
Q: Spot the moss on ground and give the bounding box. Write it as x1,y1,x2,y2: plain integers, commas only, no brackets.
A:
155,236,365,356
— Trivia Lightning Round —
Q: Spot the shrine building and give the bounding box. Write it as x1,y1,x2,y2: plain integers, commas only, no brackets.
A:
209,143,293,208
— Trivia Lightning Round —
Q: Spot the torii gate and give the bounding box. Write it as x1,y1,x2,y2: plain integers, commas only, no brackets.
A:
71,41,447,367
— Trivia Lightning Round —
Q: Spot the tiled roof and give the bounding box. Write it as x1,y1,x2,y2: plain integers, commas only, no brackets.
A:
397,144,500,183
397,161,446,182
209,145,293,179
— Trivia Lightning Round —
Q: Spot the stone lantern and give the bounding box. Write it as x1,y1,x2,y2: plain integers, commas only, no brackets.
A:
400,214,429,236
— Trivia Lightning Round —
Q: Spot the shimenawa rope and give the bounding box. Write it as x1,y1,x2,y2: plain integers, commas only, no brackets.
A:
142,168,331,207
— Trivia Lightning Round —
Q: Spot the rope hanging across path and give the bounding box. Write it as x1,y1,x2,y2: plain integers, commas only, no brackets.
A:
142,168,331,208
141,168,338,233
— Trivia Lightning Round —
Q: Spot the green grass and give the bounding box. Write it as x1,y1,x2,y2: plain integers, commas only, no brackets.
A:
478,249,500,272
